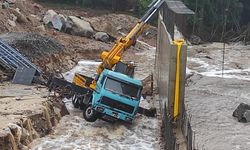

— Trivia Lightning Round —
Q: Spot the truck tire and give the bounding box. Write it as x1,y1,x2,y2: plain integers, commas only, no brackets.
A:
83,104,98,122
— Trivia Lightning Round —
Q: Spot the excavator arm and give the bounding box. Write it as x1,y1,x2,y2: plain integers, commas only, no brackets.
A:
98,0,165,75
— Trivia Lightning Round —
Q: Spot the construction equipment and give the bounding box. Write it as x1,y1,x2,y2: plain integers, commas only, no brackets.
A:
0,39,41,84
48,0,164,123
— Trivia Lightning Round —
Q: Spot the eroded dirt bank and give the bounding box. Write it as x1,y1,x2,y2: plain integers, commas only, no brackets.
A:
0,84,68,150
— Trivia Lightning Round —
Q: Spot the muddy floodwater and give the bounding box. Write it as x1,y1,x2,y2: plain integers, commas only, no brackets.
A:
31,42,161,150
31,102,160,150
186,43,250,150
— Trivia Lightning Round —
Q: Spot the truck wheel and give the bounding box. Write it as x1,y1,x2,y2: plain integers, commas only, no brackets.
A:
83,105,98,122
72,95,79,108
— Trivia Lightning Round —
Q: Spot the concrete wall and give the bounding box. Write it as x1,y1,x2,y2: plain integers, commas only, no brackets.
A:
155,9,187,122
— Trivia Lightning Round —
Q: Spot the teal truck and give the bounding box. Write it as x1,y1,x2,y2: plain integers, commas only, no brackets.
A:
84,69,143,123
48,67,154,123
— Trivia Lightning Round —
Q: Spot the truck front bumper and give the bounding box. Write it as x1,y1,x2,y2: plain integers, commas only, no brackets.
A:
94,106,134,122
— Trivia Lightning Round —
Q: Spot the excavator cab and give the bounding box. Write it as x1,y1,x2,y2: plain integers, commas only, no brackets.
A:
114,61,135,78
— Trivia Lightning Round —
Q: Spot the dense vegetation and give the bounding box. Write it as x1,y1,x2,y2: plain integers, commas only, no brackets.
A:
38,0,250,42
184,0,250,42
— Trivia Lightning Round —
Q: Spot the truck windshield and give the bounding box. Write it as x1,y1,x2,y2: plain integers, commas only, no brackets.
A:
104,77,140,100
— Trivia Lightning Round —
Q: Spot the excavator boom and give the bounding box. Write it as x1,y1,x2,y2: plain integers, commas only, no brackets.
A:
97,0,165,79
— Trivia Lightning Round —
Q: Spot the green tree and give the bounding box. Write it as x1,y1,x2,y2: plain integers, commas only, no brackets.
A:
184,0,243,41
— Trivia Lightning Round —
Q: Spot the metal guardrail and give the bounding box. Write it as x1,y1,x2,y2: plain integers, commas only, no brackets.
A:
0,39,42,74
0,39,42,84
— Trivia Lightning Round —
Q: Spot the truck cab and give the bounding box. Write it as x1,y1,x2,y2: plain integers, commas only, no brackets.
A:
83,69,143,123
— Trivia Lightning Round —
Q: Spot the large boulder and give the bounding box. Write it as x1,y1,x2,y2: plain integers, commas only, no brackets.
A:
66,16,94,38
51,14,66,31
94,32,109,42
43,10,57,25
233,103,250,122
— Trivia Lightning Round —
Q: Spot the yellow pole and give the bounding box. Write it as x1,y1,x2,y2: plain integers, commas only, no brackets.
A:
173,39,184,122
